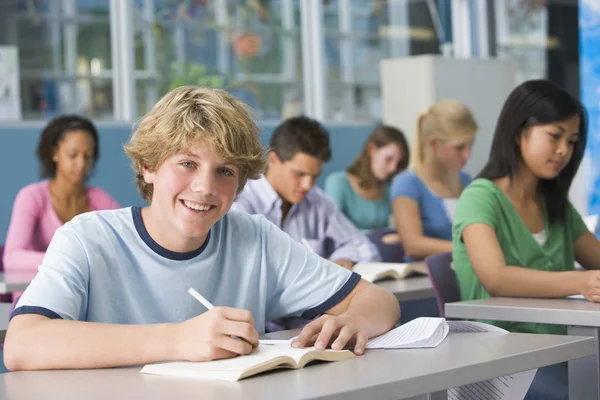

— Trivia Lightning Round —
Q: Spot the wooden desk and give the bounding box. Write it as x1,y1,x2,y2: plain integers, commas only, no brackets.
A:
446,297,600,400
0,329,593,400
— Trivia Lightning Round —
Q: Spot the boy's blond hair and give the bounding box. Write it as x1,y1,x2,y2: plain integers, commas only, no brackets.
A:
125,86,266,202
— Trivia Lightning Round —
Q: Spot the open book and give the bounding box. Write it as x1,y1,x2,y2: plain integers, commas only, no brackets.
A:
352,262,428,282
140,318,484,381
140,340,355,382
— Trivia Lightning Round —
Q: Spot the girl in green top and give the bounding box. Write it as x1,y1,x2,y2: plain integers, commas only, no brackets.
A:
325,125,409,232
453,80,600,400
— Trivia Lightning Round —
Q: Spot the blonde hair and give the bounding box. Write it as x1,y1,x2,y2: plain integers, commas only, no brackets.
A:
410,100,478,171
124,86,267,202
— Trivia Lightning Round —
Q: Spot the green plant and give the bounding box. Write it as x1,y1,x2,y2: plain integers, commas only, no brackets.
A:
167,61,226,91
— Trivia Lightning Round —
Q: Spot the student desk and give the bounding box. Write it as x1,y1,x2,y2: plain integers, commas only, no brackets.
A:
0,328,593,400
376,277,434,302
445,297,600,400
0,272,35,294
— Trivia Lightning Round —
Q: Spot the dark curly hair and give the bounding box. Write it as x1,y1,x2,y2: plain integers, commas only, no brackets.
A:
36,115,100,178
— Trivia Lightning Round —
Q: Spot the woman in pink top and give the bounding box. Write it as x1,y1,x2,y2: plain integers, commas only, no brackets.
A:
3,115,120,273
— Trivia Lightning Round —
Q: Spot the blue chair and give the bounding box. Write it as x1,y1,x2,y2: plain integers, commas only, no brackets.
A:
366,229,405,262
424,252,459,318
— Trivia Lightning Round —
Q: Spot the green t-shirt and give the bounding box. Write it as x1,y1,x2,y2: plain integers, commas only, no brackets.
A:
324,171,392,231
452,178,588,335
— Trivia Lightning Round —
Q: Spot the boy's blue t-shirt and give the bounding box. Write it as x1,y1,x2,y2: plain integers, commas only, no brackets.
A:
12,207,360,333
390,170,472,244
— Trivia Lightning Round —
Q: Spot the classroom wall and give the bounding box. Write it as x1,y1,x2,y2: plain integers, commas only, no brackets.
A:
0,122,374,243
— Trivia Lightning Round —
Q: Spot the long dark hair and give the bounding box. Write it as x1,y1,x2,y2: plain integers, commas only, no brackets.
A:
347,125,409,189
478,80,588,224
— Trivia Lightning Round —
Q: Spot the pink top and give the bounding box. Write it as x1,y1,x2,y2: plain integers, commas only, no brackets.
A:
3,180,120,272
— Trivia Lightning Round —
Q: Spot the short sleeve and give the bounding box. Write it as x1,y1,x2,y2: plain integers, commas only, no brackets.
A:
324,172,348,212
11,224,90,321
390,171,422,202
567,202,588,241
259,217,360,321
453,181,499,242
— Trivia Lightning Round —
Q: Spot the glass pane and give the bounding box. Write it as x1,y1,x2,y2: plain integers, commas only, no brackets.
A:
324,0,441,121
20,79,61,119
76,0,111,14
493,0,579,98
77,20,113,71
494,0,547,82
134,0,303,120
0,0,114,120
20,77,113,119
15,18,64,72
75,77,114,119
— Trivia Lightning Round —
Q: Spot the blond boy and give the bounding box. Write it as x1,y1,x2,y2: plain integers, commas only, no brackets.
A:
4,87,399,370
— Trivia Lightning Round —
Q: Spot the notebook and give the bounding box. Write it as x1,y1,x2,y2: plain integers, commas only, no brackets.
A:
141,317,458,381
352,262,428,282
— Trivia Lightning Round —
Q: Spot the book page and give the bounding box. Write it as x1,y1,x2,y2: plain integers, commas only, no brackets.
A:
366,317,447,349
397,320,449,348
259,341,350,364
353,262,409,281
448,321,508,333
142,342,301,374
448,369,536,400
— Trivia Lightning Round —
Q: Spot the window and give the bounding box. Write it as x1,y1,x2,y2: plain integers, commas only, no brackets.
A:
0,0,114,119
134,0,303,120
323,0,444,122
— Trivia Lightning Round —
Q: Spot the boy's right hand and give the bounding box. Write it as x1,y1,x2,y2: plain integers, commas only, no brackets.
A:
580,271,600,302
172,307,259,362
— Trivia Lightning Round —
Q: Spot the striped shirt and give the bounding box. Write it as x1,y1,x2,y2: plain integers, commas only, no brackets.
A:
231,175,380,263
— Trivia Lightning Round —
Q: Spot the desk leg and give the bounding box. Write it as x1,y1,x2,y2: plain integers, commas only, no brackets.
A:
568,326,600,400
403,390,446,400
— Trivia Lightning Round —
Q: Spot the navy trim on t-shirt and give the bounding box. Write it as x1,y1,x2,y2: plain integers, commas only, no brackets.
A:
131,206,211,260
301,272,361,319
10,306,62,321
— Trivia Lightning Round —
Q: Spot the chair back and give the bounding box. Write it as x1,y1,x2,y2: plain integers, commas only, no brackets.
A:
366,229,405,263
425,252,460,317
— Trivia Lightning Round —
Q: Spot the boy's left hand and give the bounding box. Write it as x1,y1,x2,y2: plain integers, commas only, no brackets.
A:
291,313,368,355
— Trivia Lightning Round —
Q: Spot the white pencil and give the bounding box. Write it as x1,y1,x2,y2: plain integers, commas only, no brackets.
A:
188,287,259,349
188,287,214,310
